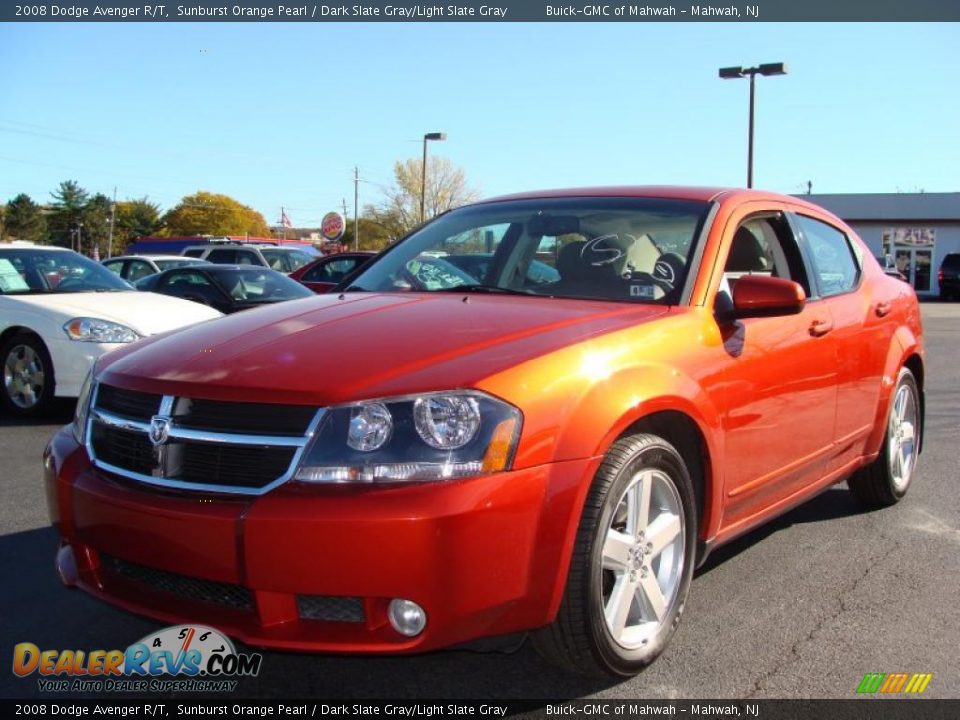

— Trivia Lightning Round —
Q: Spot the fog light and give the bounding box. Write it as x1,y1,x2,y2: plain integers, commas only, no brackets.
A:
388,598,427,637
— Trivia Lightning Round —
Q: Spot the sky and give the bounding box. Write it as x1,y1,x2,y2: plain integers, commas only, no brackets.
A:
0,22,957,228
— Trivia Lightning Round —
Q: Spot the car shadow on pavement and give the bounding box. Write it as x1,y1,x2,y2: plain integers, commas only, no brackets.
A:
696,486,873,577
0,526,623,700
0,399,74,427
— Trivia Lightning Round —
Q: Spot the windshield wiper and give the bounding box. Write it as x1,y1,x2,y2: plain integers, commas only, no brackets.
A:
433,283,534,295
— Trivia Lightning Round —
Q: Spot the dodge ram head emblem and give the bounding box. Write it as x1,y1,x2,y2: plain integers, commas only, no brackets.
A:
148,416,172,446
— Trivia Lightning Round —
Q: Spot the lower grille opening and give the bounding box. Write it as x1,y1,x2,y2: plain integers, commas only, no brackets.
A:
297,595,365,623
101,555,253,612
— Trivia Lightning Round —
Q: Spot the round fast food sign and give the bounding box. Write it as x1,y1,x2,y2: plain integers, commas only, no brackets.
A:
321,212,346,242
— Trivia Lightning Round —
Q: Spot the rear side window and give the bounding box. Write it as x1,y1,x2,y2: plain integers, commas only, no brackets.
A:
235,250,262,266
183,248,205,258
127,260,156,282
304,257,364,283
102,260,124,276
206,249,236,264
795,215,860,297
942,254,960,271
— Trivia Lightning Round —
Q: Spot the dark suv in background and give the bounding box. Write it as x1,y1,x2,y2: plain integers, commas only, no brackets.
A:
939,253,960,300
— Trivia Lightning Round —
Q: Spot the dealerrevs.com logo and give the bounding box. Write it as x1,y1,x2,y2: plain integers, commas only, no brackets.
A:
12,625,262,693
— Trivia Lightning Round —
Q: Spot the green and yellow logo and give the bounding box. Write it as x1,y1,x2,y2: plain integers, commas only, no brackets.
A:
856,672,933,694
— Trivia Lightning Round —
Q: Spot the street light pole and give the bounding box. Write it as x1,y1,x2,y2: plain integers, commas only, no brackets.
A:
420,132,447,224
747,71,755,189
719,62,787,188
354,166,360,251
107,186,117,259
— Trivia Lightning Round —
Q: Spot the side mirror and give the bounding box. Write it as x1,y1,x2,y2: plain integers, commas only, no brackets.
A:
729,275,806,319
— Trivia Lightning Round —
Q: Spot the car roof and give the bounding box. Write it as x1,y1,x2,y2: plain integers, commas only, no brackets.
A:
107,255,202,261
162,263,274,274
0,243,72,251
478,185,829,211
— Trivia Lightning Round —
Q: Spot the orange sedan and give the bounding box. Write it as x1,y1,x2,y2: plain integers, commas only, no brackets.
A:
46,187,923,677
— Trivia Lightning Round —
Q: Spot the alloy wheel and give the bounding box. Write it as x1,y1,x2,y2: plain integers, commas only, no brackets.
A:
887,381,919,492
601,469,685,649
3,344,45,409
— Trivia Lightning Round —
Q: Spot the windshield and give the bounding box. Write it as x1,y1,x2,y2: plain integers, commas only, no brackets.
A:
0,249,132,294
261,249,315,273
154,257,206,271
209,267,313,303
347,197,711,303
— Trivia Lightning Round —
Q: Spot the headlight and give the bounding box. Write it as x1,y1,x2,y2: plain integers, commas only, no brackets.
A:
71,363,97,445
63,318,140,343
295,391,521,484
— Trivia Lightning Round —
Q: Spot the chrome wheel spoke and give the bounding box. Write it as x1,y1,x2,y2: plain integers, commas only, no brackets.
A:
638,573,667,621
626,477,652,536
900,421,915,443
646,512,681,558
605,576,637,638
603,529,633,570
894,390,908,422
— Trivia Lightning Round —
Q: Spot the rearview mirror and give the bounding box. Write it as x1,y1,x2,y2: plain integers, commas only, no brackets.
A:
526,214,581,237
730,275,806,319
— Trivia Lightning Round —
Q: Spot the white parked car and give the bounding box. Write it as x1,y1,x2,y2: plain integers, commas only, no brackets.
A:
0,243,222,416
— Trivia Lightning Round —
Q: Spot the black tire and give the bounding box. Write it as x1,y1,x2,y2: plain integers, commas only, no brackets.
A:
848,367,921,507
532,433,697,677
0,331,56,417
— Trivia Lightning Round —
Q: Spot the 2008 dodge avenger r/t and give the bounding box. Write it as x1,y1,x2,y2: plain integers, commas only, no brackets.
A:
44,187,924,676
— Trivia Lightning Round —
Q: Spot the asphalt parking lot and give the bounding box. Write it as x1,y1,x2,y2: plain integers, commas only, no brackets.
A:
2,302,958,700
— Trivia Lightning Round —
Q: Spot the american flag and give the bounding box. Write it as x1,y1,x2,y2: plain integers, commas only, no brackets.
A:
281,209,293,228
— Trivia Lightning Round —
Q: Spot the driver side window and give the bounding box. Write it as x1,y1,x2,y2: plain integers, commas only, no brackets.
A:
719,215,811,306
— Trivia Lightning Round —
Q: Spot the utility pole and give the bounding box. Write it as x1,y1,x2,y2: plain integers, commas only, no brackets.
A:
353,166,360,251
106,186,117,259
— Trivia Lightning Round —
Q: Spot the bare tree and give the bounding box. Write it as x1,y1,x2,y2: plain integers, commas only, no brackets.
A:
369,156,480,238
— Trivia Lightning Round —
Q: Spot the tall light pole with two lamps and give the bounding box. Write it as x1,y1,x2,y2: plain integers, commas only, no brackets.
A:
421,132,446,224
718,62,788,188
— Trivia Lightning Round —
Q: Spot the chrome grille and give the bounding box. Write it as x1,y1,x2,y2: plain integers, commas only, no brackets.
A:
87,384,323,495
96,385,161,420
176,398,316,436
102,555,252,611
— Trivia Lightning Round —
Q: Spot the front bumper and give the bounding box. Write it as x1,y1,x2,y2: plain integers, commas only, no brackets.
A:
47,339,122,398
44,428,596,653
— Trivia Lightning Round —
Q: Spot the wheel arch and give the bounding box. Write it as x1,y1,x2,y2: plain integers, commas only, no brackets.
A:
864,328,925,457
537,370,725,623
0,324,50,354
617,410,717,559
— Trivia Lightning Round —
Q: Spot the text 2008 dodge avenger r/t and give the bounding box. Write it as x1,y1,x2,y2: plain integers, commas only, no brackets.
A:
45,186,923,676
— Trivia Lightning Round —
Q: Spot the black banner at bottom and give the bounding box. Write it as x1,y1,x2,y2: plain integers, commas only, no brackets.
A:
2,700,958,720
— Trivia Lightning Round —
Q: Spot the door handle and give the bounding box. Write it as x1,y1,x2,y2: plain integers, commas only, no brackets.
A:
809,318,833,337
875,301,892,318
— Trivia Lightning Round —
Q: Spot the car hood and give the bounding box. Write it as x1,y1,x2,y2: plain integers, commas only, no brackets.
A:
10,291,222,335
99,292,671,405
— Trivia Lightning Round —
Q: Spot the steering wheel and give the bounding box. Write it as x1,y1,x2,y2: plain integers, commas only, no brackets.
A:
56,277,86,291
183,294,212,307
397,267,427,291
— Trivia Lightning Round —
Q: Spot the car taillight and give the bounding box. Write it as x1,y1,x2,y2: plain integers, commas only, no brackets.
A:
938,270,944,281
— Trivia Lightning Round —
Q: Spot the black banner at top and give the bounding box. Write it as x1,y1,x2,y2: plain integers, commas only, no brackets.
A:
2,0,960,22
